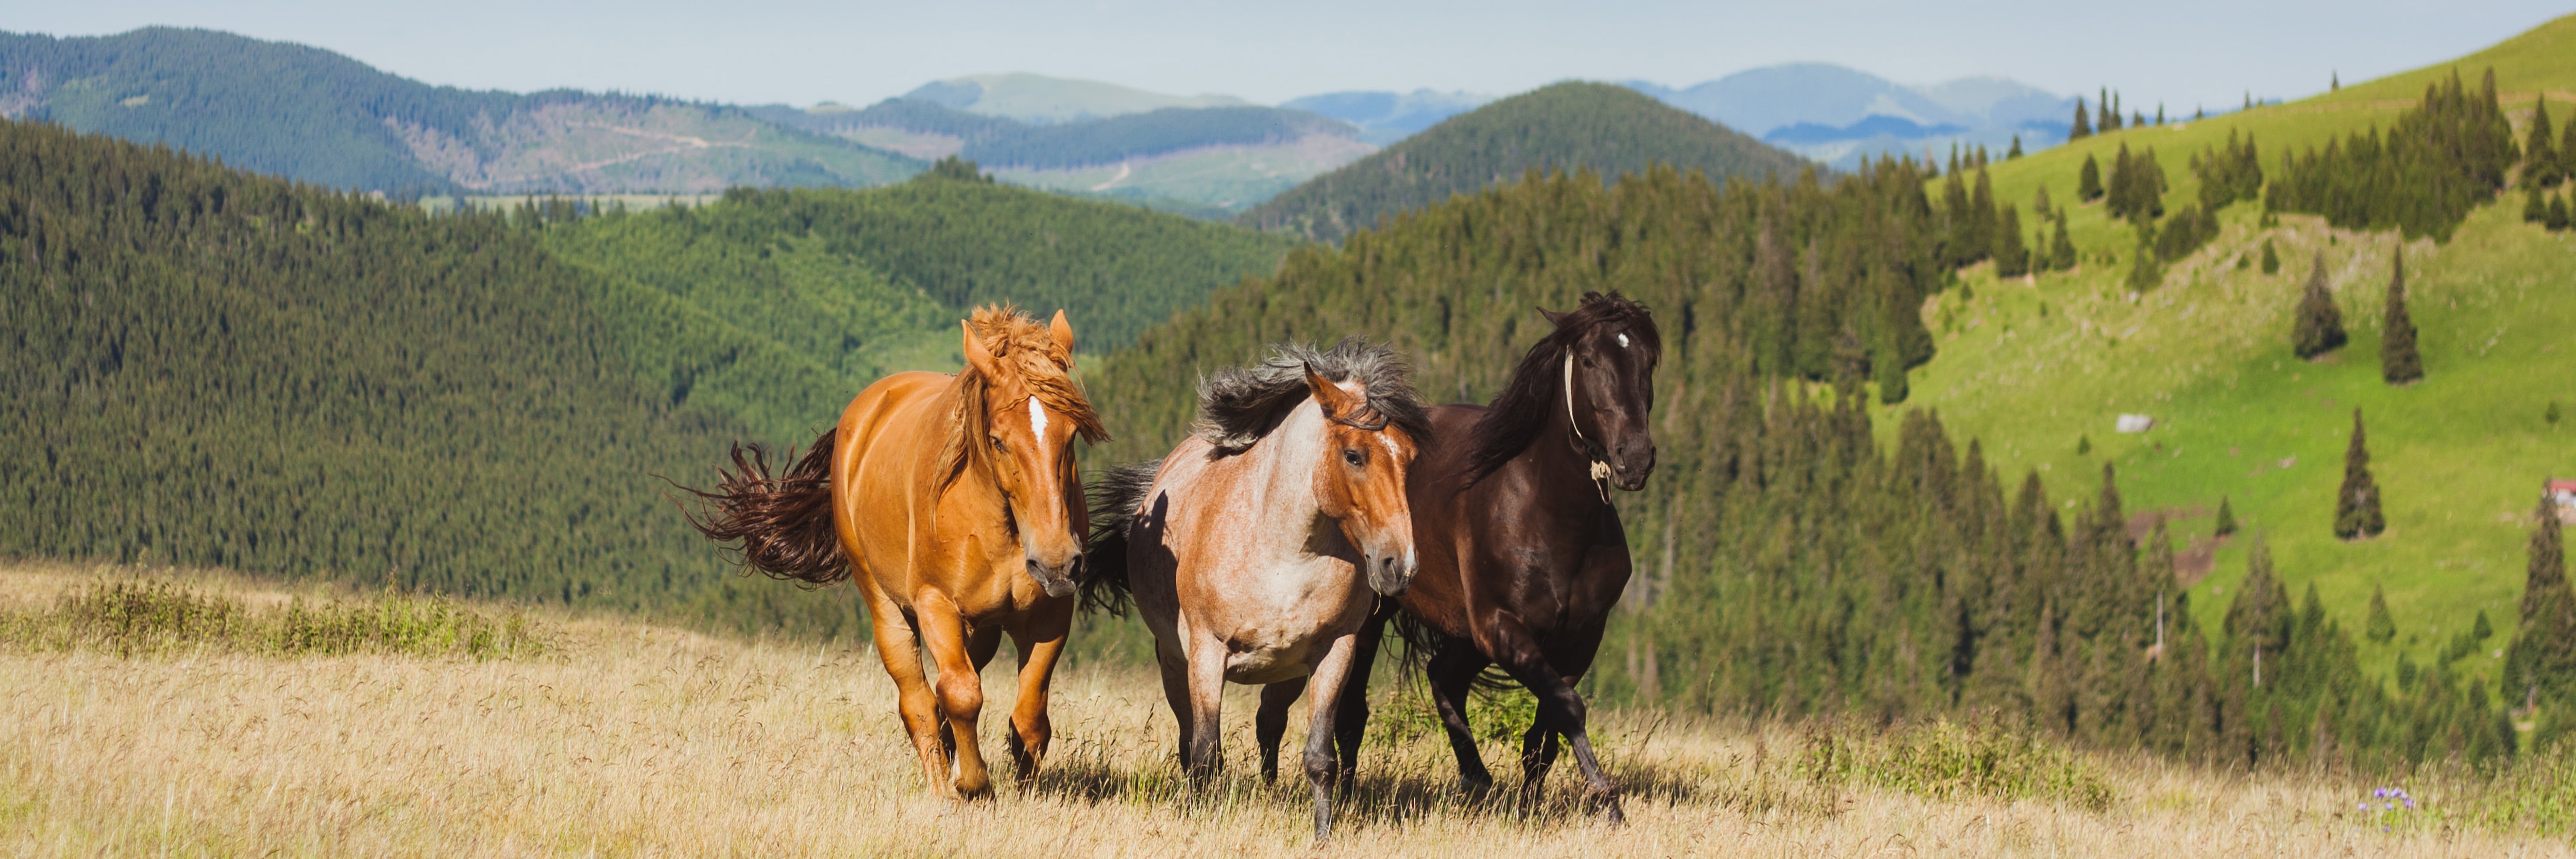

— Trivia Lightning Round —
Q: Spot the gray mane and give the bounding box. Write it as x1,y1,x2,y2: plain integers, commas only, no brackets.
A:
1194,339,1431,454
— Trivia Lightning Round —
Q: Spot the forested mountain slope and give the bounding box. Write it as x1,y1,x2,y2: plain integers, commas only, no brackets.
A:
1238,81,1809,243
534,164,1299,442
1878,12,2576,689
0,27,920,194
0,117,753,619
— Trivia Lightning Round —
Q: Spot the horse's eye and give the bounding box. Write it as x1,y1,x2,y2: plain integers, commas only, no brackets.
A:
1343,448,1365,467
991,436,1007,451
1582,356,1596,368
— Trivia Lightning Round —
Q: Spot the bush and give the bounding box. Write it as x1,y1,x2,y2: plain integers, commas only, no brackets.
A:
1795,720,2116,811
0,580,549,659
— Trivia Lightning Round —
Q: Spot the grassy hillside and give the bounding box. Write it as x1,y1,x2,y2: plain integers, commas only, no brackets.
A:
1882,12,2576,680
1239,81,1810,243
7,564,2573,855
0,27,920,194
535,171,1300,443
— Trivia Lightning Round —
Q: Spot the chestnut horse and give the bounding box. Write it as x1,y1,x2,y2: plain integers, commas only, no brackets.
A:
688,306,1107,799
1084,340,1427,841
1292,292,1659,821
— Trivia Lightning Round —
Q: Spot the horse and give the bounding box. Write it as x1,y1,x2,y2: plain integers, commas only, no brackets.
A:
1084,340,1428,841
1289,292,1660,822
686,305,1108,799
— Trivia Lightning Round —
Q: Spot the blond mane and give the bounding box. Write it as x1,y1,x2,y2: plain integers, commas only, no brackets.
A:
936,305,1110,487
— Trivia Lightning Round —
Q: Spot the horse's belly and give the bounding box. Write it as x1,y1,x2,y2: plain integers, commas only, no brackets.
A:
1223,634,1320,685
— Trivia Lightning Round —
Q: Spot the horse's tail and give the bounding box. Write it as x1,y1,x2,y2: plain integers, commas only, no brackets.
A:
682,427,850,587
1078,459,1162,616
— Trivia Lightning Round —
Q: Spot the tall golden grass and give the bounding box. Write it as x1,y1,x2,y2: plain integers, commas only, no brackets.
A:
0,563,2565,857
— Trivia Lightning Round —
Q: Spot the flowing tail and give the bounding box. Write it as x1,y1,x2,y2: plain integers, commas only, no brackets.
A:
1078,459,1163,615
682,428,850,586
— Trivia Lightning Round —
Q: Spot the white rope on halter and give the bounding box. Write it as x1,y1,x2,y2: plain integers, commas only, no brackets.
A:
1563,352,1614,503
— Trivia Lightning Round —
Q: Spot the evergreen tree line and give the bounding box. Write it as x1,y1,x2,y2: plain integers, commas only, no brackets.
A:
2523,183,2576,231
2265,70,2518,242
1088,159,2527,770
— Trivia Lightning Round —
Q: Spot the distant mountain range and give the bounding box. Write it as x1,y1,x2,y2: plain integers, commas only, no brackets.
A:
899,73,1248,124
1241,81,1806,243
1625,63,2075,168
1279,90,1493,145
0,28,920,195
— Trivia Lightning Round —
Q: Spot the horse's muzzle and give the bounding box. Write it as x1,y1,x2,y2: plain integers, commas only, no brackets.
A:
1026,555,1080,599
1611,439,1657,492
1366,551,1415,597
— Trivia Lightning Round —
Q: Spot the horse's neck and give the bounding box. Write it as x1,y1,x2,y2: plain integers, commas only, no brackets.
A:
1515,367,1604,510
1239,401,1333,555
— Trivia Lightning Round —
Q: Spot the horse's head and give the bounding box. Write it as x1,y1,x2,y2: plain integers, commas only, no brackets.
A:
1303,364,1420,597
1546,294,1660,491
959,309,1106,599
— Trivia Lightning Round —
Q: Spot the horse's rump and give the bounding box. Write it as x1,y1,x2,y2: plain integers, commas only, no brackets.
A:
683,427,850,586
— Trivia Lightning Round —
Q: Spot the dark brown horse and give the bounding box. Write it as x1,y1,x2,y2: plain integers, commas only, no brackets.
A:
1264,292,1659,821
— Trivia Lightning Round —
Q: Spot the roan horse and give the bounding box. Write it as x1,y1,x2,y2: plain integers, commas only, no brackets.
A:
1291,292,1659,821
687,306,1107,799
1084,340,1428,841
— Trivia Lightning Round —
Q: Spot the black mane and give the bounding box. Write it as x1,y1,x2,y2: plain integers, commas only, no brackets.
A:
1194,339,1432,454
1464,292,1660,481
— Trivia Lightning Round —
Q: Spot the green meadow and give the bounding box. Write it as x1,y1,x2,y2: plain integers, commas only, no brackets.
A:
1886,13,2576,679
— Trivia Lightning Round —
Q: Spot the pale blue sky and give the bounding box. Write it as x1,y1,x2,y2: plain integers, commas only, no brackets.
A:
7,1,2569,110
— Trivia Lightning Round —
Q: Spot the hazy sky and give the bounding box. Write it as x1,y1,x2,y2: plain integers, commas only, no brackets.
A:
10,1,2570,110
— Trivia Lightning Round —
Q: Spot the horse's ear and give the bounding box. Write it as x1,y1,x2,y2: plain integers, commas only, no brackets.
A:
1303,362,1361,420
1048,309,1076,356
1538,307,1568,326
961,321,1002,378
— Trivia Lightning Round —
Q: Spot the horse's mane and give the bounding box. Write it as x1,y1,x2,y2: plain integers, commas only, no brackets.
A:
1464,291,1659,482
936,305,1110,489
1194,339,1430,456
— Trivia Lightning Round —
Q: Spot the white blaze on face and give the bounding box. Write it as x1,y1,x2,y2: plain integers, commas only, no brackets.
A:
1379,434,1400,460
1027,396,1049,441
1617,332,1631,349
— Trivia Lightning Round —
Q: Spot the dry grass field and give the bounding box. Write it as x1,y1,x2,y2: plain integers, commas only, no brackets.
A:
1,563,2569,857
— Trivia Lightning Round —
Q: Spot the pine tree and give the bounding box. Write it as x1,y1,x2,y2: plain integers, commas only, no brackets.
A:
2048,214,2076,271
2261,238,2280,274
2009,136,2024,159
2078,155,2105,201
2366,584,2398,644
2528,97,2563,187
1970,167,1998,262
2033,184,2053,219
2560,113,2576,182
2293,252,2346,358
1995,205,2030,277
2156,104,2166,126
2534,186,2555,223
2511,495,2572,703
2099,89,2116,133
2334,409,2385,540
2382,250,2422,384
2127,221,2163,293
2332,71,2341,91
2527,495,2569,624
2215,496,2239,537
2552,193,2572,231
2071,97,2093,140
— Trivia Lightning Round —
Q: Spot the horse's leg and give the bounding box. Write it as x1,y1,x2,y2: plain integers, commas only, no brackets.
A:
1003,604,1071,784
1426,640,1495,796
1299,631,1364,843
1255,678,1307,784
1516,709,1562,814
1331,609,1389,792
1486,618,1623,824
1182,629,1228,787
1154,642,1194,766
859,583,950,796
913,591,994,799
